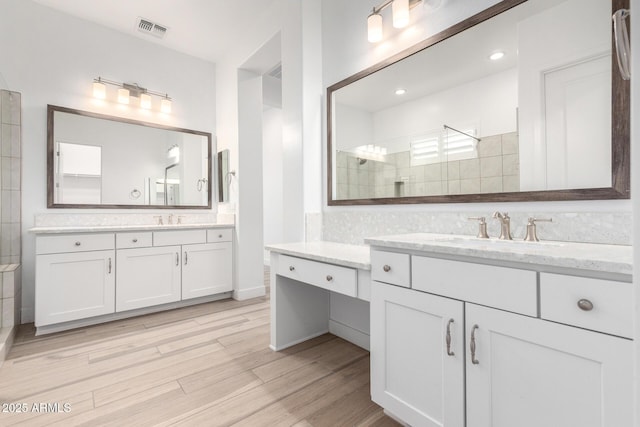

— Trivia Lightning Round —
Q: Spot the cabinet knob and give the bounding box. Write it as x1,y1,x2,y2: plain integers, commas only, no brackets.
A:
289,266,295,271
383,265,391,272
326,275,333,282
577,299,594,311
75,241,81,246
132,238,138,243
218,234,223,238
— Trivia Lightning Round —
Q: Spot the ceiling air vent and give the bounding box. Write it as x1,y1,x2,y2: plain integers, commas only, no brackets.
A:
136,17,168,39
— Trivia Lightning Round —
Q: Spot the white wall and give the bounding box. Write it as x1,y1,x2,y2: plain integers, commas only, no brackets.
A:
263,106,284,263
320,0,629,224
0,0,216,322
215,0,322,297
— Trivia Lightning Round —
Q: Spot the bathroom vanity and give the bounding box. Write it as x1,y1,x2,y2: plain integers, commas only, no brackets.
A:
31,224,233,335
366,234,632,427
266,242,371,351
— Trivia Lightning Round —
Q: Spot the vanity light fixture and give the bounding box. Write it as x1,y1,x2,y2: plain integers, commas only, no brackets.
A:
489,51,505,61
91,76,173,113
367,0,421,43
117,88,130,104
92,78,106,99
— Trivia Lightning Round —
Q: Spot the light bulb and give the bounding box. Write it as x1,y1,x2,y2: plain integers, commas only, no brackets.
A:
367,11,383,43
392,0,410,28
489,51,505,61
161,98,172,114
93,81,106,99
118,88,130,104
140,93,152,109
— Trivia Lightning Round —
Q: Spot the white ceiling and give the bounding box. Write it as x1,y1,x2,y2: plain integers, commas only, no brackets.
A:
334,0,561,112
32,0,278,63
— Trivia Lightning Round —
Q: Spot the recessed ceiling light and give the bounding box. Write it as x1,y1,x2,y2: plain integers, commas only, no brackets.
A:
395,88,407,95
489,51,505,61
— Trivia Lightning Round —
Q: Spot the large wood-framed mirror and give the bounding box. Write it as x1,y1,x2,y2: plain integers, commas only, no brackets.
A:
47,105,213,209
327,0,630,205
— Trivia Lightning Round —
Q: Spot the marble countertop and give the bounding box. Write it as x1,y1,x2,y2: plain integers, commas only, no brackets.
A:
29,222,234,234
265,241,371,270
365,233,632,277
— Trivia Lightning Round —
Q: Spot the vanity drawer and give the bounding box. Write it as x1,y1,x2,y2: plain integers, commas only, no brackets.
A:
207,228,233,243
540,273,633,338
116,232,153,249
277,254,357,298
36,233,115,255
412,256,537,316
153,230,206,246
371,250,410,288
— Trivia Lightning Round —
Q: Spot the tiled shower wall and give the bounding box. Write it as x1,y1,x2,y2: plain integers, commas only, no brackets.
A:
0,90,22,332
336,132,519,199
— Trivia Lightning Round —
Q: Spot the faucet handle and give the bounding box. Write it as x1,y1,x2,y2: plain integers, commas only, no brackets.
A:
524,217,553,242
468,217,489,239
153,215,164,225
177,215,185,225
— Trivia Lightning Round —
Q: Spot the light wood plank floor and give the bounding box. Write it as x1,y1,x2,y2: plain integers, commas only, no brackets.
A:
0,268,399,427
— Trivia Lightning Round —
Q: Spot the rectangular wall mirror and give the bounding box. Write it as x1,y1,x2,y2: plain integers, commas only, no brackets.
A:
328,0,630,205
47,105,213,209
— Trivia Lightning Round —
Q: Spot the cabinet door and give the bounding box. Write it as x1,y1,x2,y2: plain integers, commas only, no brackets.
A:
35,250,115,326
182,242,232,300
371,281,464,427
466,303,633,427
116,246,181,312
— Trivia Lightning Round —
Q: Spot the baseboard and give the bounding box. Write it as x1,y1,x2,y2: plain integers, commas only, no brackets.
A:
329,319,370,351
35,293,232,336
233,285,266,301
0,325,16,366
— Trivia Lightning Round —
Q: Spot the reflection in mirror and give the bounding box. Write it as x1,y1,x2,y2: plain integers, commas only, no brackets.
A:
329,0,629,204
48,105,213,209
217,149,230,203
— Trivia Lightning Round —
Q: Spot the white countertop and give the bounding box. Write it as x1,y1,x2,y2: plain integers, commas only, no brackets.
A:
29,222,234,234
365,233,632,277
265,241,371,270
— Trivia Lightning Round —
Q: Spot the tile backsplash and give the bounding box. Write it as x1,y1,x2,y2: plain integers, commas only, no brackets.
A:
321,211,631,246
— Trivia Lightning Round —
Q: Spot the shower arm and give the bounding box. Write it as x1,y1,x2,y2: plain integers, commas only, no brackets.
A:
443,125,481,142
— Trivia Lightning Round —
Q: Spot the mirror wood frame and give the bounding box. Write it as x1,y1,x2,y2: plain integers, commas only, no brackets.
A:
327,0,630,206
47,104,213,209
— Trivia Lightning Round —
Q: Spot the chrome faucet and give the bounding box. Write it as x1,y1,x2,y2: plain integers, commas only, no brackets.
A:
492,211,512,240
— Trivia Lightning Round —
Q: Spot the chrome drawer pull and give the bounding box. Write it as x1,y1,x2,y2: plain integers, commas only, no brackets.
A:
383,265,391,272
326,275,333,282
75,241,81,246
175,252,179,266
577,299,594,311
445,319,455,356
470,324,480,365
132,238,138,243
108,258,112,274
184,252,188,265
289,266,295,271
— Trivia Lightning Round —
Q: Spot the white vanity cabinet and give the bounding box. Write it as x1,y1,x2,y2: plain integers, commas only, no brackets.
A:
465,303,633,427
371,281,464,427
370,249,633,427
35,234,116,326
116,245,182,312
182,242,232,299
117,229,233,310
34,226,234,334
